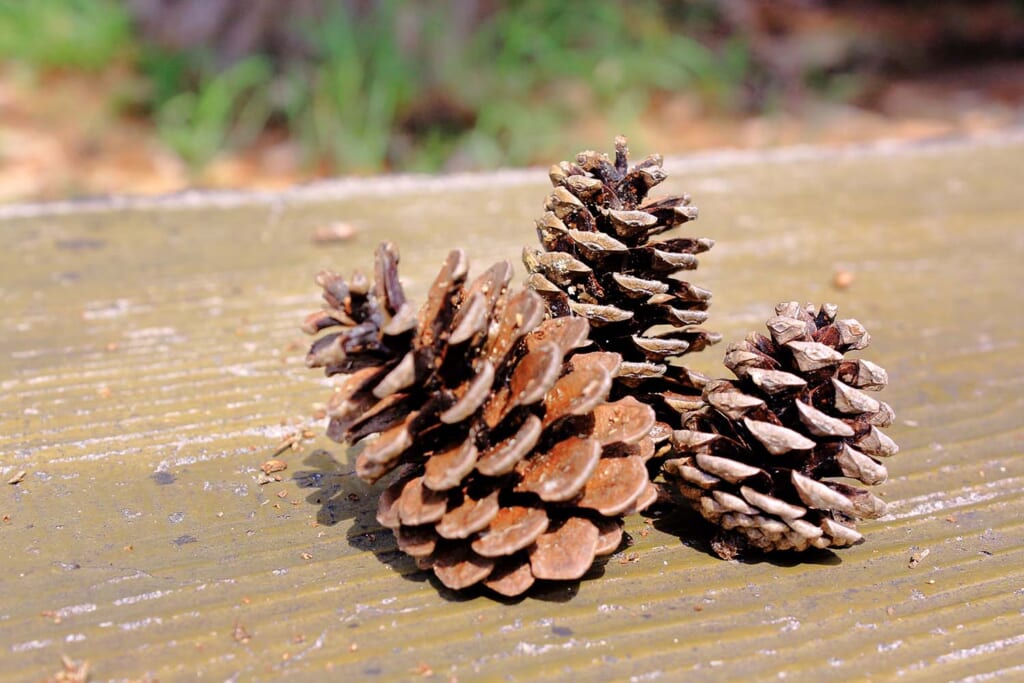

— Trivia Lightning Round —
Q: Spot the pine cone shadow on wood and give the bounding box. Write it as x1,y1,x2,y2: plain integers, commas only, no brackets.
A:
304,243,658,597
290,448,417,563
523,136,720,430
291,448,366,528
662,302,899,560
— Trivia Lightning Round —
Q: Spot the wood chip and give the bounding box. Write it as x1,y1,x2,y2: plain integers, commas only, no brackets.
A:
50,655,90,683
908,548,931,568
260,460,287,475
232,620,253,643
311,221,358,244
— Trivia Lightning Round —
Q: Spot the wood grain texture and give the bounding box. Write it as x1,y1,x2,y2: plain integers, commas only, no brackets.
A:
2,135,1022,682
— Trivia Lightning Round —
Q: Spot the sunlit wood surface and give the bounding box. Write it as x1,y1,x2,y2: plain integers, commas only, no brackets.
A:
2,133,1022,682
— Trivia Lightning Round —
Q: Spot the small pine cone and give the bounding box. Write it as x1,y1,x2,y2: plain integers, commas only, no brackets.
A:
305,243,658,596
663,302,899,559
523,136,720,421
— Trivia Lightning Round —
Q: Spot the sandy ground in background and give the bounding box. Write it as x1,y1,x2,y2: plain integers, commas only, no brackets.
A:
1,61,1022,204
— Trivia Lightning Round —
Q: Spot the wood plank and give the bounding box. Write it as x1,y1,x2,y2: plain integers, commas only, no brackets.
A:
2,135,1022,681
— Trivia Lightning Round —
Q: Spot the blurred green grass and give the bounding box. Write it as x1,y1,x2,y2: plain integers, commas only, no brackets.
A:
5,0,1023,179
0,0,753,175
0,0,755,175
0,0,132,71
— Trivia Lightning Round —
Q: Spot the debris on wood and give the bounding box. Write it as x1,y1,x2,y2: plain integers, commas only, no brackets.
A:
260,459,287,475
411,662,434,677
256,472,279,485
46,655,90,683
312,221,359,244
908,548,930,568
232,620,253,644
833,268,855,289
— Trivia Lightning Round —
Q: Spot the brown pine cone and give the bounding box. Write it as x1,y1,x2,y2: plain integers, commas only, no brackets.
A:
663,302,898,558
523,136,720,422
305,243,658,596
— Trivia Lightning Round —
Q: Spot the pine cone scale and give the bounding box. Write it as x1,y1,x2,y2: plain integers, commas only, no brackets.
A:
483,558,536,597
574,455,650,516
431,545,495,591
529,517,600,581
515,437,602,502
470,506,549,557
436,488,500,540
396,477,447,526
474,414,542,476
423,440,477,491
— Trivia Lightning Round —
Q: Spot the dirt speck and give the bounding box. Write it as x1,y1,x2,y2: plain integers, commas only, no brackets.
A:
312,221,359,244
410,662,434,676
833,268,855,289
151,471,176,485
232,620,253,644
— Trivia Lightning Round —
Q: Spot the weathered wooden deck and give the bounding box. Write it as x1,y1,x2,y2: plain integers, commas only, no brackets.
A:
2,134,1022,682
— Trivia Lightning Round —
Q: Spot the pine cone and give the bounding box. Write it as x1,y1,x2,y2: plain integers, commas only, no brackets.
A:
523,136,720,420
663,302,899,558
305,243,658,596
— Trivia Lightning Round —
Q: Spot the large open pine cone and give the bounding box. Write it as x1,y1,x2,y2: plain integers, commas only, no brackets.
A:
305,243,658,596
523,136,720,420
663,302,899,558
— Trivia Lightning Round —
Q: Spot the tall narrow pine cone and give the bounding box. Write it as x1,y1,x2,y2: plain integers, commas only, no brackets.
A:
305,243,658,596
663,302,899,559
523,136,721,420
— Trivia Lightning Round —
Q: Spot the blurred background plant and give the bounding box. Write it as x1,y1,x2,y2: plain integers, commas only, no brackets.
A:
1,0,1022,201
